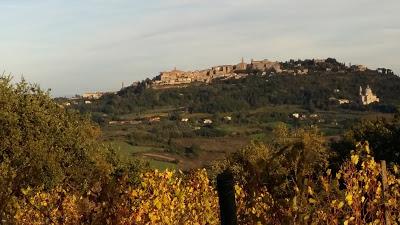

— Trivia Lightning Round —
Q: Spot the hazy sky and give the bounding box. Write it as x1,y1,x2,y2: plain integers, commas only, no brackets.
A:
1,0,399,96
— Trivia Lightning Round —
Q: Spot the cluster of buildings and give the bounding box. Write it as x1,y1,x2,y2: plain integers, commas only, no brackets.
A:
359,85,380,105
152,58,282,86
151,58,375,88
82,92,106,100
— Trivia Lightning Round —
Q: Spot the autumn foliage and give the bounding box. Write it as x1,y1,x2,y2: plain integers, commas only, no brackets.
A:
5,143,399,225
1,77,400,224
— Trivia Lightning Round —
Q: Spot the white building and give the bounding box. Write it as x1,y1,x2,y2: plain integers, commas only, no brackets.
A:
360,86,380,105
224,116,232,121
203,119,213,124
338,99,350,104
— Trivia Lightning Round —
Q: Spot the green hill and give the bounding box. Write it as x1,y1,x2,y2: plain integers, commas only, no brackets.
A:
78,65,400,116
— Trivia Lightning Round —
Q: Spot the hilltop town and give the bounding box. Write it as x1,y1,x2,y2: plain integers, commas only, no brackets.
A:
69,57,396,120
152,58,281,87
150,58,394,88
80,57,395,99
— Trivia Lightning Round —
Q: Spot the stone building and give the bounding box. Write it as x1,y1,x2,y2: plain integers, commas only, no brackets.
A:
250,59,282,72
153,68,197,86
360,85,379,105
210,65,234,76
82,92,105,99
353,65,367,72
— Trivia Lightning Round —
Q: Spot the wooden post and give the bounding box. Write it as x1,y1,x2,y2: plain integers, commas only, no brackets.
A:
381,160,391,225
217,170,237,225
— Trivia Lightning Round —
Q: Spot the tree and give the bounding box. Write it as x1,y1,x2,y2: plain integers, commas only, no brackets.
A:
211,124,330,223
213,125,329,195
332,118,400,164
0,76,114,219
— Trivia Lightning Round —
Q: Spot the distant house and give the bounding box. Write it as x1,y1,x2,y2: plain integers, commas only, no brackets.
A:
203,119,213,124
181,118,189,122
292,113,300,119
338,99,350,104
148,117,161,122
224,116,232,121
291,113,306,120
84,100,92,104
329,97,350,105
297,69,309,75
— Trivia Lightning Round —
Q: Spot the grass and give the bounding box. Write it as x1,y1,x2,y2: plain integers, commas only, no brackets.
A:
172,136,249,153
118,106,176,120
147,159,178,170
249,133,268,141
249,105,305,114
219,124,257,134
264,121,289,129
108,141,163,158
108,141,178,170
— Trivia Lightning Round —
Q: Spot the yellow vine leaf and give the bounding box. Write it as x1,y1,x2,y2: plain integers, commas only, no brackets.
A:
346,193,353,206
351,155,359,165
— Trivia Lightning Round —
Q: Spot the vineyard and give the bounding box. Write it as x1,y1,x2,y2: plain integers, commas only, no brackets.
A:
3,144,398,225
1,77,400,225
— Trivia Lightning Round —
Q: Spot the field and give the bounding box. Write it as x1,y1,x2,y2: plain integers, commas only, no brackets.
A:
101,104,396,170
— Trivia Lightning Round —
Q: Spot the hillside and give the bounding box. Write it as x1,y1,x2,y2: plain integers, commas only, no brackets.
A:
67,58,400,170
77,58,400,115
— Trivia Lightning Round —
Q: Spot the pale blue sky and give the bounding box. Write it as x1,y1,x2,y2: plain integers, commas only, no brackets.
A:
1,0,399,96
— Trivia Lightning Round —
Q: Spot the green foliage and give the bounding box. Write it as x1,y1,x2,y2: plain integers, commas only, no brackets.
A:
211,124,330,211
333,118,400,164
0,76,138,221
184,144,201,157
0,77,113,192
77,70,400,116
168,110,181,121
194,126,227,137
